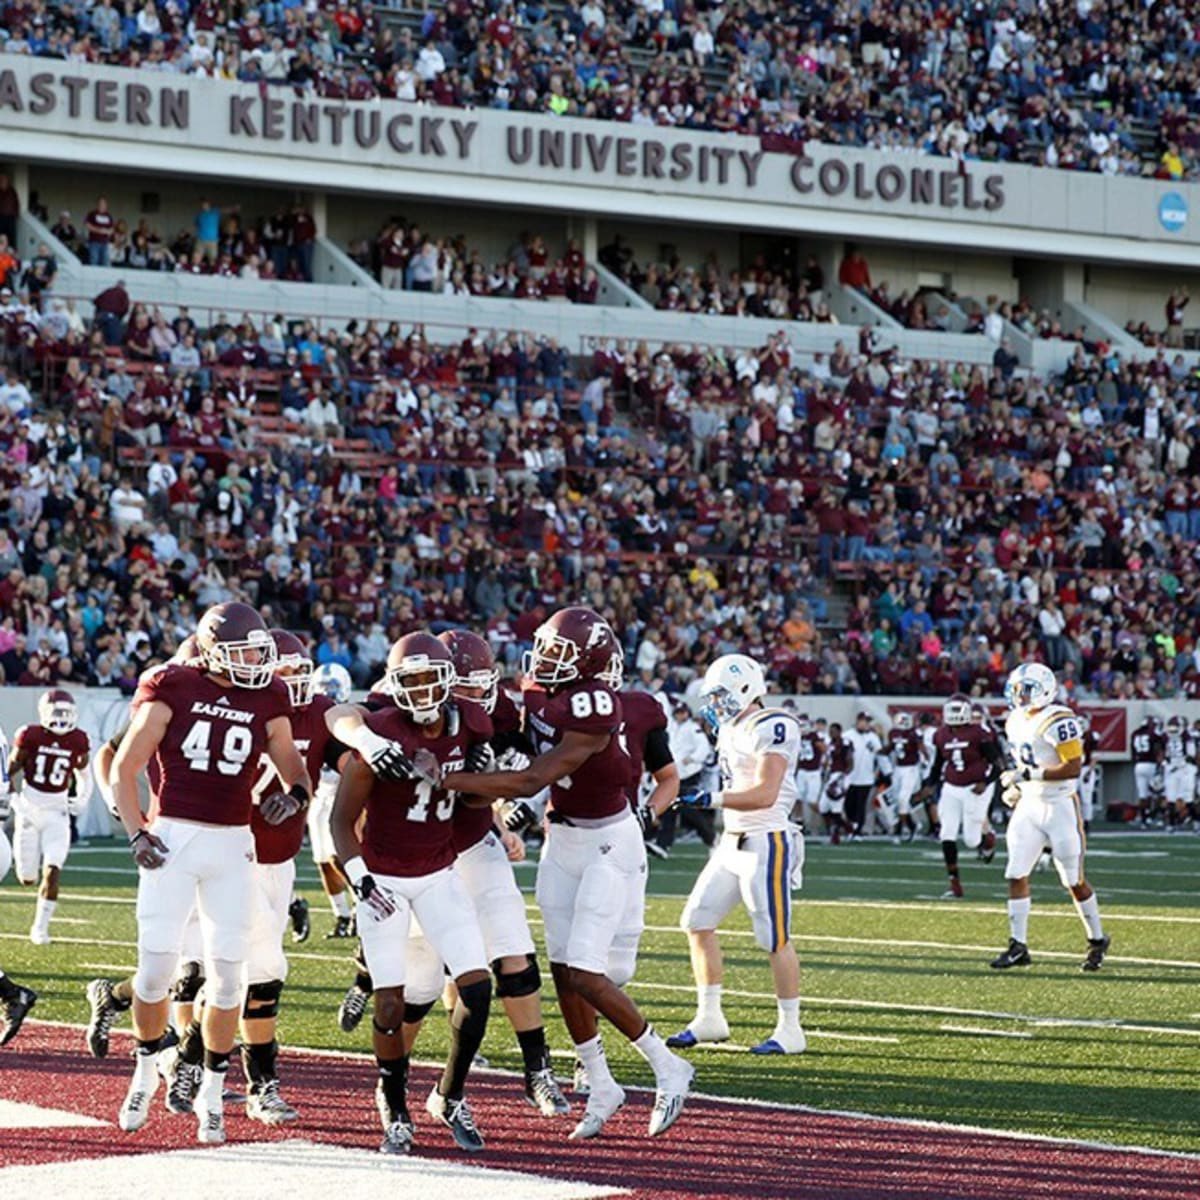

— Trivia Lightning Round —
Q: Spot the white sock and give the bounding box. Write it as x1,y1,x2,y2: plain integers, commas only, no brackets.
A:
775,996,802,1034
330,890,351,918
695,983,723,1025
1074,894,1104,940
198,1067,227,1108
574,1035,617,1095
1008,897,1031,943
133,1049,159,1086
34,897,56,928
632,1025,677,1078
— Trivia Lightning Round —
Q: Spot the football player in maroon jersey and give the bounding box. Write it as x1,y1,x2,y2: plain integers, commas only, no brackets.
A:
330,633,495,1156
7,688,92,945
442,607,694,1141
111,603,310,1145
927,695,1003,898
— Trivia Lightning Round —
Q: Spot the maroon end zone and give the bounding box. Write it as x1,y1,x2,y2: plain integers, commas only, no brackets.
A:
1,1025,1196,1200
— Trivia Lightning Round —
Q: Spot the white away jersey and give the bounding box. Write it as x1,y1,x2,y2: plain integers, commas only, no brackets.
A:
716,706,800,834
1165,731,1195,768
1004,703,1084,804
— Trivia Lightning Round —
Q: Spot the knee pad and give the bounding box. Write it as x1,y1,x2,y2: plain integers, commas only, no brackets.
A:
493,956,541,999
606,939,638,989
135,950,179,1004
207,958,243,1010
171,960,206,1003
242,978,284,1019
456,976,492,1017
750,912,778,953
403,999,435,1024
1054,855,1082,889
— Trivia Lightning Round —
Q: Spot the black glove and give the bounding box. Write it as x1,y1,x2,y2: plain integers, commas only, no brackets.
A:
354,873,396,920
130,829,169,870
465,743,496,774
501,799,537,834
635,801,658,838
260,787,306,826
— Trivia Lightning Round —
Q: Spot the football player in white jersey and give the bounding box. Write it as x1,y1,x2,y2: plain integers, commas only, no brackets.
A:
1163,715,1197,830
667,655,805,1055
307,663,356,935
990,663,1110,973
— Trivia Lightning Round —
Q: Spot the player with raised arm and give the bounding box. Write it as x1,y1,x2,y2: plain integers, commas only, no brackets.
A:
441,607,694,1141
990,663,1111,972
7,689,92,945
307,662,357,936
0,727,38,1045
666,655,805,1056
111,602,310,1145
927,695,1003,898
329,632,494,1157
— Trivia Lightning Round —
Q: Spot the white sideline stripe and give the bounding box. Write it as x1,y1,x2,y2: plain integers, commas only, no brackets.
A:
0,1139,628,1198
0,1099,109,1129
78,962,136,973
25,1019,1200,1164
939,1024,1035,1040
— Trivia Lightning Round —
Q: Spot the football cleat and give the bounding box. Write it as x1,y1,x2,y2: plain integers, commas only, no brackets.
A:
325,915,355,939
425,1087,484,1152
942,877,964,899
29,924,51,946
978,831,997,863
750,1028,807,1055
645,842,670,860
648,1058,694,1137
0,985,38,1047
194,1102,226,1146
571,1058,590,1096
380,1118,415,1155
569,1083,626,1140
900,824,916,844
118,1071,158,1132
666,1016,729,1049
85,978,121,1058
161,1046,203,1115
339,984,370,1032
289,897,311,944
990,939,1032,969
525,1067,571,1116
246,1079,300,1125
1082,934,1111,973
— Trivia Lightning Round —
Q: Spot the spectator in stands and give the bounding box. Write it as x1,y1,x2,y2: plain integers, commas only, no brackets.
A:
0,174,19,246
1165,287,1189,348
85,196,116,266
838,247,872,291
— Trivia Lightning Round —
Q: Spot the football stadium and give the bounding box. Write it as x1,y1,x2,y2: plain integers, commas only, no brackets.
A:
0,3,1199,1198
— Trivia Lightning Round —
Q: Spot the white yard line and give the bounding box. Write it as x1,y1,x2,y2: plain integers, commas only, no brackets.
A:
939,1024,1034,1040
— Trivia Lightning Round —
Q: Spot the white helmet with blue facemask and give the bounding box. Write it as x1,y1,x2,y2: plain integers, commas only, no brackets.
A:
1004,662,1057,712
698,654,767,732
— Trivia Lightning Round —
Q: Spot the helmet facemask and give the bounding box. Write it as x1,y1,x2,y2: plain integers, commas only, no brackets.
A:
205,630,277,689
525,627,581,688
276,653,315,708
699,685,745,732
388,660,454,725
453,666,501,714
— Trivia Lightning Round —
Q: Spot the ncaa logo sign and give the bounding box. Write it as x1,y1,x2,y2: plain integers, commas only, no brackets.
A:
1159,192,1188,233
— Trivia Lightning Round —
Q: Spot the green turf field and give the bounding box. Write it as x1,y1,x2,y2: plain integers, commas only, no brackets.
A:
2,830,1197,1152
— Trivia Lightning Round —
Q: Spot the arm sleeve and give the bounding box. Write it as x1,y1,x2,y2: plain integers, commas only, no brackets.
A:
1042,716,1084,764
323,737,350,772
644,727,673,773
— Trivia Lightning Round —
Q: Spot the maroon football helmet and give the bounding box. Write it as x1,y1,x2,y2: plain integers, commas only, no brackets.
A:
38,688,77,734
385,632,455,724
525,606,618,689
270,629,314,708
943,693,973,726
439,629,500,714
195,602,276,689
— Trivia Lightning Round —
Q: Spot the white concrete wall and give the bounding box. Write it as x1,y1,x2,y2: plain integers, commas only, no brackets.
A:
861,244,1018,306
1085,264,1200,334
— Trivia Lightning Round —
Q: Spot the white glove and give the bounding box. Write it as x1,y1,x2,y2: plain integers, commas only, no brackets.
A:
67,767,94,817
350,725,418,781
1001,784,1022,808
1000,768,1022,790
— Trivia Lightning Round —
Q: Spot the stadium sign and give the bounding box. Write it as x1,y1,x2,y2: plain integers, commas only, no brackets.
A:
1,60,1198,266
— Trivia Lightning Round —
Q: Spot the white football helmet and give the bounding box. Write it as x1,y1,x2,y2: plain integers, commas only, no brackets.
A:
1167,714,1186,736
942,693,973,726
698,654,767,730
312,662,353,704
894,711,914,731
38,688,78,735
1004,663,1057,712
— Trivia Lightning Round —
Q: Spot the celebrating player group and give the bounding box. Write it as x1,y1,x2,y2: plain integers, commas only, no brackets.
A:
0,604,1113,1155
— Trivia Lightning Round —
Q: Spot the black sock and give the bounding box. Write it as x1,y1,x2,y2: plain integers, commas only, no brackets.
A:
112,978,135,1009
136,1035,163,1056
941,839,959,875
179,1019,205,1065
440,979,492,1100
516,1025,550,1074
377,1055,410,1119
241,1039,278,1086
355,970,374,993
203,1047,231,1074
0,973,21,1001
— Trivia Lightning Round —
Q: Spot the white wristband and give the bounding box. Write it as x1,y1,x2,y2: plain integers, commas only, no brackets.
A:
1025,765,1045,782
350,725,387,758
711,791,725,808
343,855,368,886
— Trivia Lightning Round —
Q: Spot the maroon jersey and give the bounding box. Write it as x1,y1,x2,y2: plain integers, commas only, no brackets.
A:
451,690,522,854
933,723,994,786
796,731,824,772
361,700,493,877
620,690,668,799
524,680,629,820
13,725,90,796
1082,728,1100,766
1131,723,1164,764
251,694,343,864
887,728,921,768
134,664,291,826
826,738,852,775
